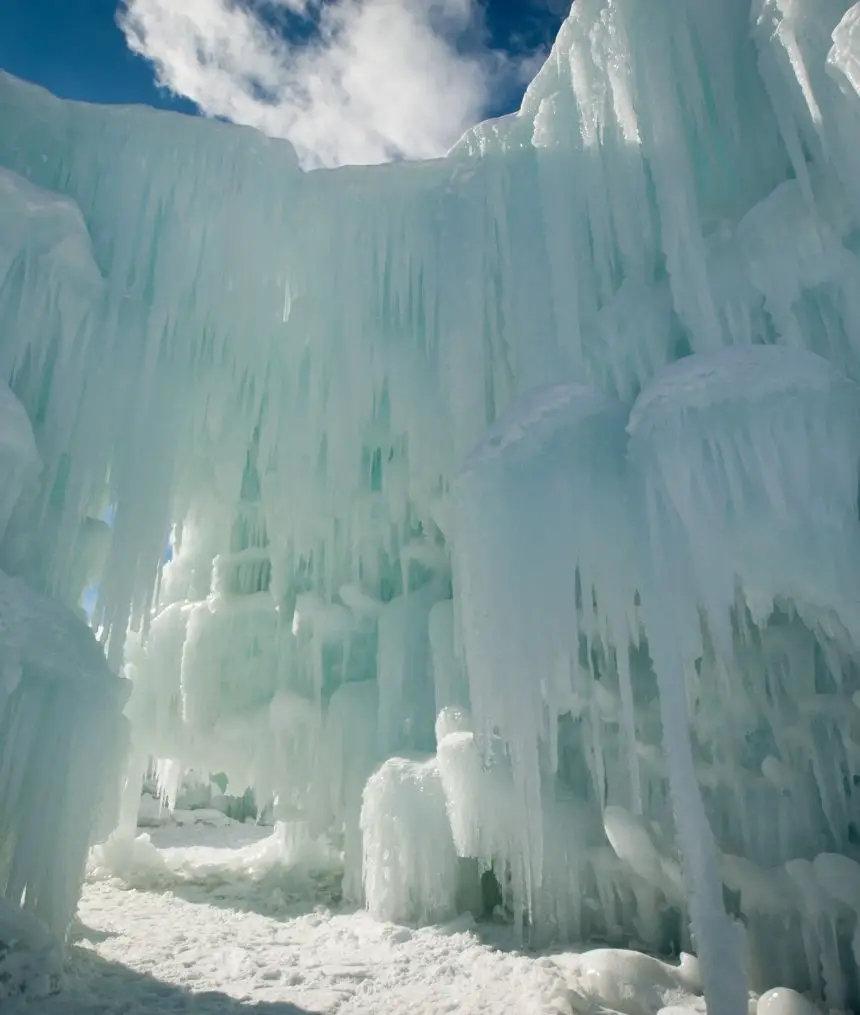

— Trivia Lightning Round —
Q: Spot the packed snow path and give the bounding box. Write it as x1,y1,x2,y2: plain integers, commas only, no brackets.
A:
64,887,568,1015
4,824,712,1015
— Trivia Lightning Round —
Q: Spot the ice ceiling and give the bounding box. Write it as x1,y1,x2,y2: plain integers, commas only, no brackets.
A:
3,1,860,1012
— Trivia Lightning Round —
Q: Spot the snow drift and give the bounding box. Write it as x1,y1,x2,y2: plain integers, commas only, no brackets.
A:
2,0,860,1011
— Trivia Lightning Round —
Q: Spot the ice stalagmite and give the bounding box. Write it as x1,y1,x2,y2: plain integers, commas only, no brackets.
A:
4,0,860,1010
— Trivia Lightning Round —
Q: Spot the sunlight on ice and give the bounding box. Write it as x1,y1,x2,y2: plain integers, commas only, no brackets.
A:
2,0,860,1012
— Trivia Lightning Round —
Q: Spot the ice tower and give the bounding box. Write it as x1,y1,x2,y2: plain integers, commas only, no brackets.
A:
3,0,860,1010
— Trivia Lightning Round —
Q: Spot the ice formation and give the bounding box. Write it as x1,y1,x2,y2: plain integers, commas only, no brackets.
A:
3,0,860,1011
0,895,62,1000
0,377,129,993
556,946,702,1015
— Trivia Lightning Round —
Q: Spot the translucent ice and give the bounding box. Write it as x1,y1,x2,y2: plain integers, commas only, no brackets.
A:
5,0,860,1010
0,895,62,1000
0,569,130,937
0,384,40,548
361,754,459,924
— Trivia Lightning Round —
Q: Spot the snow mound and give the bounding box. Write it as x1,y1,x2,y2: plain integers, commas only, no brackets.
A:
90,821,340,901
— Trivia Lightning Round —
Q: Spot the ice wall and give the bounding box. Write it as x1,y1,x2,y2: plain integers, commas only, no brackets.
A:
3,0,860,1010
0,378,129,982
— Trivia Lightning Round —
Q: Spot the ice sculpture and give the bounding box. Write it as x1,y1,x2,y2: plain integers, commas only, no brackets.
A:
3,0,860,1010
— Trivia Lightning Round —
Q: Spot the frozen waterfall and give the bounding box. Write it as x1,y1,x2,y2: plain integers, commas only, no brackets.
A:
3,0,860,1011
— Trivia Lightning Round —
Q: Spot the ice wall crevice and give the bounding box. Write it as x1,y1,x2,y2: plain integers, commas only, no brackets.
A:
4,0,860,1011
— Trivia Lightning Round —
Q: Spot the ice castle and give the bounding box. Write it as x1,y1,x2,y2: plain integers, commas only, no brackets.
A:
2,1,860,1012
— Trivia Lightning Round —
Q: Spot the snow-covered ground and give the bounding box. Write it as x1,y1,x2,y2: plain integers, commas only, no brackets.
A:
2,821,719,1015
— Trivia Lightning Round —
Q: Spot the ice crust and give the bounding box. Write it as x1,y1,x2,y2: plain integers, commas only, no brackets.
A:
3,0,860,1011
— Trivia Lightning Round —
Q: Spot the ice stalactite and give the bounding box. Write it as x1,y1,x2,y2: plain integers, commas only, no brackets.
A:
0,385,129,994
4,0,860,1011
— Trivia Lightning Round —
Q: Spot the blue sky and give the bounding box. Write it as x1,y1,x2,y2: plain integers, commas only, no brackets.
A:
0,0,567,168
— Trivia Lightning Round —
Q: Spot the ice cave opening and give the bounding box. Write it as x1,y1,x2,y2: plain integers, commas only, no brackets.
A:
3,1,860,1013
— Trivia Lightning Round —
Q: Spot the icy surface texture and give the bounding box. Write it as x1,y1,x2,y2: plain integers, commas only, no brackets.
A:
0,384,39,547
0,386,129,972
3,0,860,1009
361,754,460,924
0,569,130,943
0,896,62,1001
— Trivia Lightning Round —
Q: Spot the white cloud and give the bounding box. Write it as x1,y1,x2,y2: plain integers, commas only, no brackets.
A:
117,0,536,168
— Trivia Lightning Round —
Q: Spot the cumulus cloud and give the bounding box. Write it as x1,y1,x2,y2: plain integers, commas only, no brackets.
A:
118,0,544,168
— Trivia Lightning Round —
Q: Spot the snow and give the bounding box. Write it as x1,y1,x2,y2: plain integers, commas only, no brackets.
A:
4,822,713,1015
